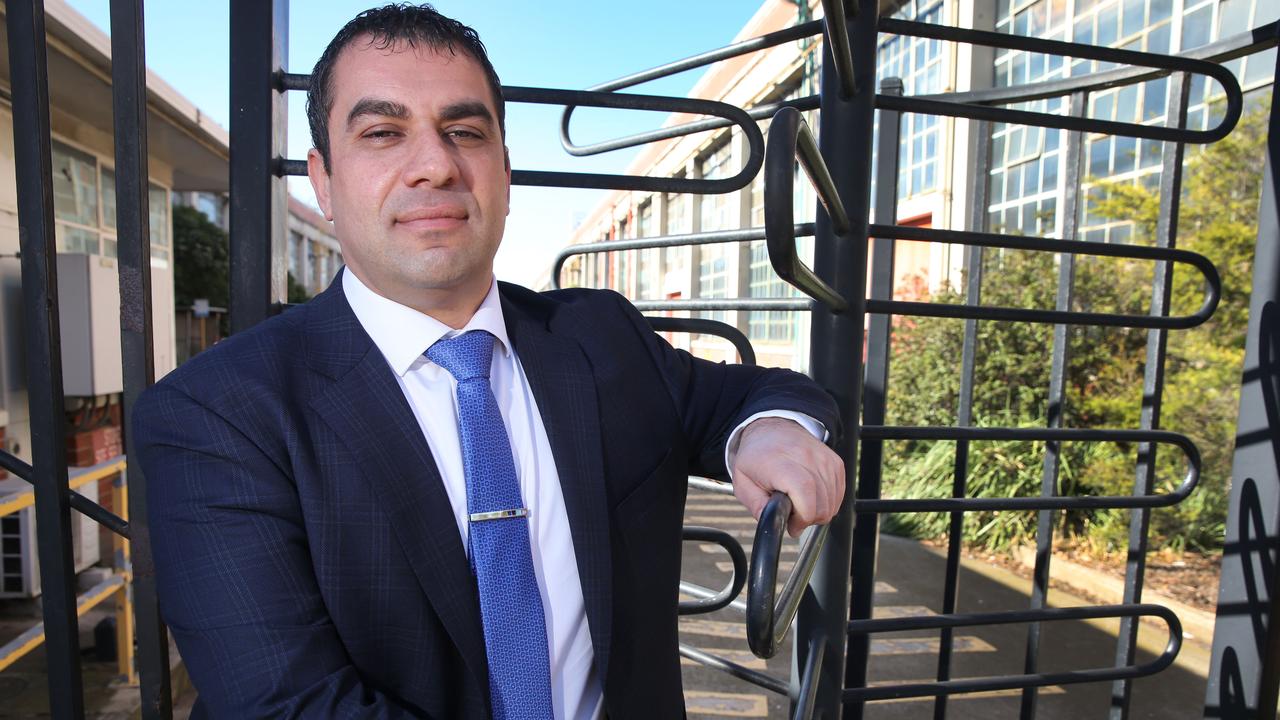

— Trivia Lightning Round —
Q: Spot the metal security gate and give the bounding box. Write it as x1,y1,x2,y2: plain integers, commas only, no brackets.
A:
1,0,1278,718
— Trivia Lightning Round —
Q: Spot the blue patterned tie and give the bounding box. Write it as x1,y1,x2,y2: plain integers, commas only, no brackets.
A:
426,331,555,720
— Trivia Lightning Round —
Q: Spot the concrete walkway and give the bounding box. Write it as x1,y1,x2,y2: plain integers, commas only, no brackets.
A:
678,489,1212,720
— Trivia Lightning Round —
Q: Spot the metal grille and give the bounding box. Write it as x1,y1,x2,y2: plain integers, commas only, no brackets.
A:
0,0,1277,718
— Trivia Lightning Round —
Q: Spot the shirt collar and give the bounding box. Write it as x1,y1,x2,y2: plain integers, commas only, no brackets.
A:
342,267,512,377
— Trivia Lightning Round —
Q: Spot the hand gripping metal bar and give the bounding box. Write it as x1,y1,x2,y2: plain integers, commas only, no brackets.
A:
276,86,764,195
842,604,1182,702
765,107,851,313
746,492,831,658
857,426,1200,512
551,224,815,290
0,449,130,537
863,224,1221,329
878,18,1243,144
678,526,748,615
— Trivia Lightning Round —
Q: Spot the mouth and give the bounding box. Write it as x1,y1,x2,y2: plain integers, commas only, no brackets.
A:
395,206,468,231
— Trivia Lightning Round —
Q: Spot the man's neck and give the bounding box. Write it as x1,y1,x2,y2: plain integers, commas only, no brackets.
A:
347,268,492,329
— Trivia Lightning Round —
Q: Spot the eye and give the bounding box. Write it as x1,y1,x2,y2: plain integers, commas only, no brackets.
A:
445,127,485,143
361,127,402,140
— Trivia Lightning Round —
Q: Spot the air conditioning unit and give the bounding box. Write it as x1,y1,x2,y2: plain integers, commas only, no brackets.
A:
0,478,101,598
56,253,178,396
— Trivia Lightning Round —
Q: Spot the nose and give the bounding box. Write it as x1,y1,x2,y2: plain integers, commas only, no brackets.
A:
401,131,460,189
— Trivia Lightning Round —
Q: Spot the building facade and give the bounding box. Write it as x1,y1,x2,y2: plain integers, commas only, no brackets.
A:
563,0,1276,370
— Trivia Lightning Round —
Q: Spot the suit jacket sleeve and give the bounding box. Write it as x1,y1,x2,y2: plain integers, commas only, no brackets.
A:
133,381,433,719
603,290,841,479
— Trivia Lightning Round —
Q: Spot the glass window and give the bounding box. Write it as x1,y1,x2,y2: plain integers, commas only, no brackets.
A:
52,141,98,227
56,224,99,255
149,183,170,260
101,167,116,230
1182,6,1212,51
699,141,734,232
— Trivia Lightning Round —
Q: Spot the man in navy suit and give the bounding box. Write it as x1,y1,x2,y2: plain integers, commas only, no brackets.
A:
133,4,843,718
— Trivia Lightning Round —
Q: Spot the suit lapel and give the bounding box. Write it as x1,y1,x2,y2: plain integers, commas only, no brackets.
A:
304,277,489,692
500,284,614,685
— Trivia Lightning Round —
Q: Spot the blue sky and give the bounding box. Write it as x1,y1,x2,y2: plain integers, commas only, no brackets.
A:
65,1,767,286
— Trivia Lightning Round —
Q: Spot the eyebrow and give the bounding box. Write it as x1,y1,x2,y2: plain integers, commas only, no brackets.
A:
344,98,495,132
438,101,495,129
345,98,409,130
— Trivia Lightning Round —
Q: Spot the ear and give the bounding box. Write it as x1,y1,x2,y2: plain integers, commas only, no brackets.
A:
504,146,512,215
307,148,334,220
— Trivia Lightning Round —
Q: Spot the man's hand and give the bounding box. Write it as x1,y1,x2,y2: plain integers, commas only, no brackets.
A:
730,417,846,537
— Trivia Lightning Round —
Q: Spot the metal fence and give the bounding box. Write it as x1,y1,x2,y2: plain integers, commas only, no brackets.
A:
1,0,1278,718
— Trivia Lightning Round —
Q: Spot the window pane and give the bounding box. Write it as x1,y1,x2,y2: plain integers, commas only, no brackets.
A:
56,224,99,255
101,167,116,230
52,141,97,227
1181,6,1212,51
149,184,169,249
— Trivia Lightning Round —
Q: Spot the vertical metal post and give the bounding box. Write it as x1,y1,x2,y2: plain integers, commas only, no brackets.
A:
842,75,901,718
229,0,289,333
800,1,877,717
1108,72,1189,720
5,2,85,717
934,118,991,720
109,1,171,717
1020,90,1087,720
1203,48,1280,720
112,476,137,685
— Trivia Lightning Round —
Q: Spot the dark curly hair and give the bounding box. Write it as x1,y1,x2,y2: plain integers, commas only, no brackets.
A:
306,3,505,173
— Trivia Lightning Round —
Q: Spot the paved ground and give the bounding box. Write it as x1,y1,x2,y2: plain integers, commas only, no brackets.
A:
0,489,1214,719
678,488,1213,719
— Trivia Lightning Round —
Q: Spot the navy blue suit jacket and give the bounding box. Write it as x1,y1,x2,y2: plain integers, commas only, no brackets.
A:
133,274,839,719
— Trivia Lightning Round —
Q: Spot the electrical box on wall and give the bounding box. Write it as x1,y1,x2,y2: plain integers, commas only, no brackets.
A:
56,253,178,396
0,478,100,598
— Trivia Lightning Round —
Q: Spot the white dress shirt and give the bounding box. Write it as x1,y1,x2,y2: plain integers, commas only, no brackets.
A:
342,269,823,720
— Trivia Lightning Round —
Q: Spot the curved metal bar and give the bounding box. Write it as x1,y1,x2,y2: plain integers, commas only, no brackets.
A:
509,86,763,193
550,224,815,291
843,604,1181,701
879,18,1242,144
679,526,748,615
558,19,825,157
689,476,735,496
680,581,747,614
863,223,1220,330
278,87,765,194
857,426,1200,512
0,451,130,538
822,0,856,99
550,22,1269,163
793,634,827,720
746,492,831,659
645,317,757,366
631,298,814,313
765,107,850,313
918,21,1279,109
678,644,790,695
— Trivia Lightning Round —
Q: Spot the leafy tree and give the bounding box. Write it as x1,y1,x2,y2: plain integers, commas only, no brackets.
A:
881,94,1270,555
172,204,229,308
288,271,311,304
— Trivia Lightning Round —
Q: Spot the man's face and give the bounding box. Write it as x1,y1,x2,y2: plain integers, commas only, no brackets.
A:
308,37,510,309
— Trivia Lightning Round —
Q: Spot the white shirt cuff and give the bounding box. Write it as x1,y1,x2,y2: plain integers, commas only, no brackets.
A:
724,411,828,481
